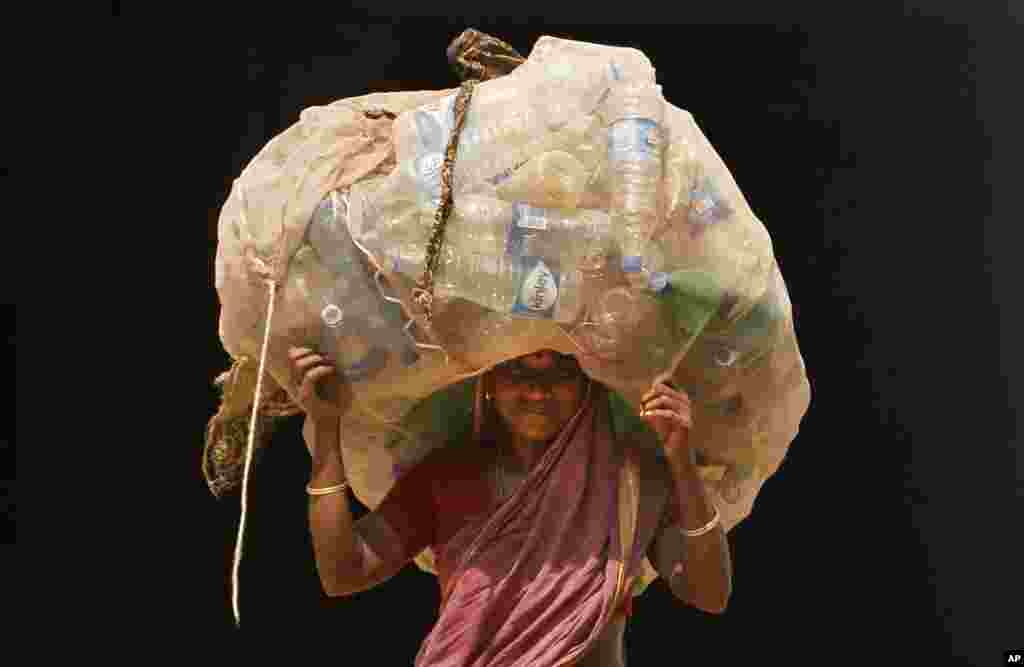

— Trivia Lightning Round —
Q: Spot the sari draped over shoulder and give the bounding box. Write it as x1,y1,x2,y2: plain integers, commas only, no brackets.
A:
415,382,646,667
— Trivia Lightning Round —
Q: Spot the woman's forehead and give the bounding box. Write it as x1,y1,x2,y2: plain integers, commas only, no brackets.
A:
522,350,559,368
499,350,578,371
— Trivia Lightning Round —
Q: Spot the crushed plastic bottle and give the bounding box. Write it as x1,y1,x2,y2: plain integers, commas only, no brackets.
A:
305,197,420,376
433,193,518,310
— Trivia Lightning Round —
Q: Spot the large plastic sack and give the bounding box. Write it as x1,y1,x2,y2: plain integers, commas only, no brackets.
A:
212,36,811,557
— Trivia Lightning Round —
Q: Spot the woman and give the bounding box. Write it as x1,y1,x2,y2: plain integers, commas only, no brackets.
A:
291,346,732,666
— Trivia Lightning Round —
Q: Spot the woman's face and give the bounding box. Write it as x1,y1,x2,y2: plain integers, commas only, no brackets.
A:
490,350,587,445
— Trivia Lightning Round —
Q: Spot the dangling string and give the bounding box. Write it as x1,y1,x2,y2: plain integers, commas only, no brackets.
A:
231,277,278,628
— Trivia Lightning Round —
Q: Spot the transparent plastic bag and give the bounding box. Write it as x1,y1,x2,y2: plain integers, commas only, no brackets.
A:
212,36,810,543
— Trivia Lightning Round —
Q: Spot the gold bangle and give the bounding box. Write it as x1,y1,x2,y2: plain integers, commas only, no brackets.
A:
306,481,349,496
682,505,720,537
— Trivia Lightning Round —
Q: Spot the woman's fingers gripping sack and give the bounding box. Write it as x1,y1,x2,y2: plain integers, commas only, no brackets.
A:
288,346,349,421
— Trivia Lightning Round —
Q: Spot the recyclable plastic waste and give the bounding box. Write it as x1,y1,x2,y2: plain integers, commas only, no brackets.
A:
211,35,811,555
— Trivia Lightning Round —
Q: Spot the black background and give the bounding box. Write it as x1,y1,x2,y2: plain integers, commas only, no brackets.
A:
141,7,1020,666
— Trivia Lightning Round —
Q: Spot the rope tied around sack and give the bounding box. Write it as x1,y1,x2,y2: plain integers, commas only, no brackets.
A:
411,79,476,322
412,29,525,323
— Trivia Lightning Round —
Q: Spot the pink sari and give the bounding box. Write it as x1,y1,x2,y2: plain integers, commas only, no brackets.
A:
414,381,645,667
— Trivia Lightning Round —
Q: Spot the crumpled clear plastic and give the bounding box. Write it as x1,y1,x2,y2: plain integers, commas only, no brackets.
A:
213,36,811,543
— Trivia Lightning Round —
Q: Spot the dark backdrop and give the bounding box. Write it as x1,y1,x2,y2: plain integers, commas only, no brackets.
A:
147,9,1020,666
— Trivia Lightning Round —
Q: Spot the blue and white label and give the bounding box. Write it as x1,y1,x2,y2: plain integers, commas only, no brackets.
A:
609,118,660,162
414,96,455,147
512,256,560,318
412,97,456,198
414,152,444,200
504,218,528,257
506,204,551,256
515,203,549,230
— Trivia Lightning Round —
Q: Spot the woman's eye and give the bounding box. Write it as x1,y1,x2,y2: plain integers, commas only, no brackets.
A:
501,366,579,384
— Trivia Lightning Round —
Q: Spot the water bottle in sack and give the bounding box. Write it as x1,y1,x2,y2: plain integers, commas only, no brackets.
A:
508,205,612,324
432,194,611,323
432,196,562,319
432,194,519,311
510,231,562,320
504,202,619,323
604,61,666,291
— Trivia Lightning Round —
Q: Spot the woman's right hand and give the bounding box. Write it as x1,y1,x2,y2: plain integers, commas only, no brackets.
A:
288,346,348,422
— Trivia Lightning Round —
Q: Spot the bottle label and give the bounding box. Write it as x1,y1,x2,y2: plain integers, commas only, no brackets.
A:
412,96,456,197
414,152,444,198
515,203,549,230
512,256,560,319
609,118,660,162
415,95,455,142
505,203,550,256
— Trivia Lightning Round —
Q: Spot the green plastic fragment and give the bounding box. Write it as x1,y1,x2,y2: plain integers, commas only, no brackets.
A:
662,269,725,336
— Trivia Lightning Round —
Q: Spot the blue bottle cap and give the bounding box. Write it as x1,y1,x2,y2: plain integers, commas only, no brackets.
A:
649,271,669,293
622,255,643,273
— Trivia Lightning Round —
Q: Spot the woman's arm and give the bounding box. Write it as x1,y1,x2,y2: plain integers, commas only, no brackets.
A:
306,416,361,596
640,381,733,613
305,417,435,597
652,446,733,614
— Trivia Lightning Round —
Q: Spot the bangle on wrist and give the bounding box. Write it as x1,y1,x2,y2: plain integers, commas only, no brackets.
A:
306,481,349,496
681,505,720,537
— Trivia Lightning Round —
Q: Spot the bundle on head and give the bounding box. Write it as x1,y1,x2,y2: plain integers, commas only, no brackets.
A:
207,31,811,545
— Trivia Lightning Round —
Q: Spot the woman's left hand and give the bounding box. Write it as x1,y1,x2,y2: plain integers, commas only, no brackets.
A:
640,381,693,456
